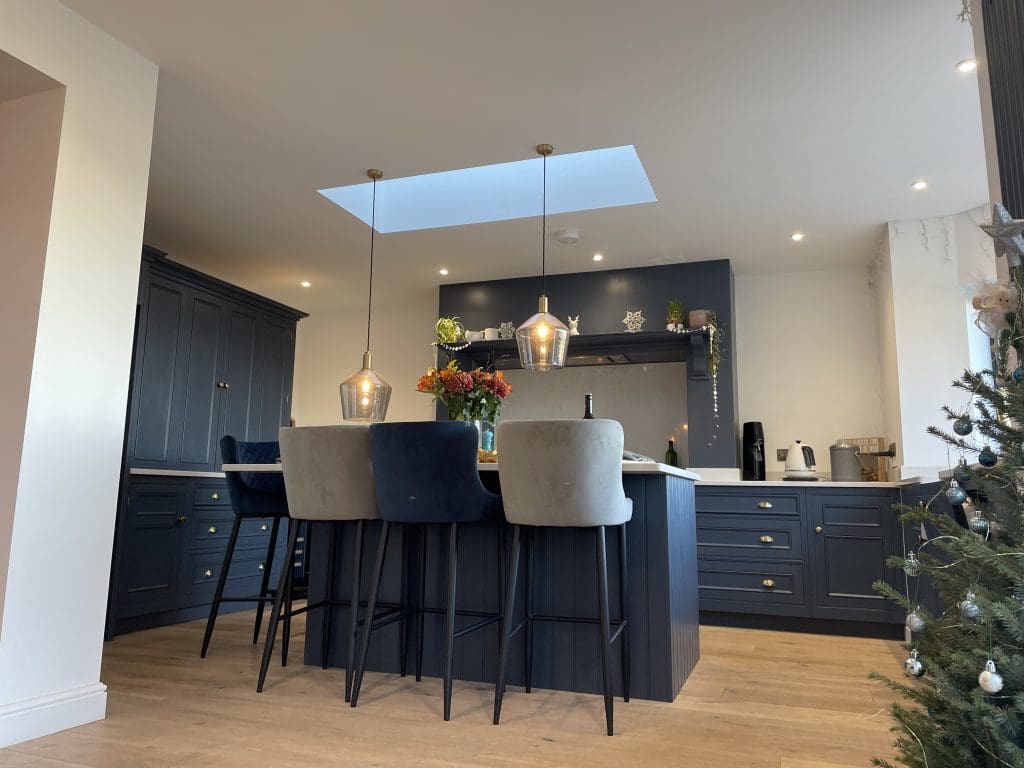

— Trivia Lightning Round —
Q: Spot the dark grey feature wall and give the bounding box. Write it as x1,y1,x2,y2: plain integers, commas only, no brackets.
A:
438,260,739,468
983,0,1024,217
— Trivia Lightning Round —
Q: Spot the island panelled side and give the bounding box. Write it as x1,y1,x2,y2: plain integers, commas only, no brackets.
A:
106,248,306,637
303,468,700,702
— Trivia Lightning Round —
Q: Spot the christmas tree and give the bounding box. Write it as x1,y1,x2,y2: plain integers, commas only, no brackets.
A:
873,203,1024,767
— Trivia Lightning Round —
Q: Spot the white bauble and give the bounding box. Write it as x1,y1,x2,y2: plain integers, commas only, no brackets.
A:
979,660,1004,694
906,610,926,633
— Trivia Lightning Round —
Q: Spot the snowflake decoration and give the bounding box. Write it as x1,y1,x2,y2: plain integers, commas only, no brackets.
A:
498,321,516,340
622,309,646,333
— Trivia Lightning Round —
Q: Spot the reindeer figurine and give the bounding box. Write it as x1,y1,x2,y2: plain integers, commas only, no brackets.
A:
567,315,580,336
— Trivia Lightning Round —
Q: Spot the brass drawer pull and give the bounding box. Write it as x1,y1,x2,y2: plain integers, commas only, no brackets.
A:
759,535,774,544
204,569,214,578
211,492,220,500
762,579,775,589
815,526,823,534
216,381,231,390
260,523,269,531
757,501,773,509
176,515,187,525
258,563,265,571
208,525,218,534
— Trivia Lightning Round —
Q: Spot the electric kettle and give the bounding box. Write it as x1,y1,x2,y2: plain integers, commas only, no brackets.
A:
784,440,817,479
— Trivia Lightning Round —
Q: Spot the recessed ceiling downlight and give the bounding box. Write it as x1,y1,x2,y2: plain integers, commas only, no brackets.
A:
911,179,929,191
300,280,311,288
439,268,449,276
956,58,978,73
790,232,805,242
593,253,604,262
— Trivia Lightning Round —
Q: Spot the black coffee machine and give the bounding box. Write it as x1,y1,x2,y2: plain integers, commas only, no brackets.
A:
742,421,766,481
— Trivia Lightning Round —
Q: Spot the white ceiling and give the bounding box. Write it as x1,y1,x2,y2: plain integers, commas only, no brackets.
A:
61,0,988,312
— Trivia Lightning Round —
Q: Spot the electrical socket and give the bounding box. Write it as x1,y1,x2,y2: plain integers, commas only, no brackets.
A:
777,448,788,461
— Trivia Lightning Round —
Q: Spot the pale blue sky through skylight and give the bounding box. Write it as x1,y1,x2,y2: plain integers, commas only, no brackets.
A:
318,145,656,233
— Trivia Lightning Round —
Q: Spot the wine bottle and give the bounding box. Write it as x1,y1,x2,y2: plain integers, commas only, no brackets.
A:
665,439,679,467
583,393,595,419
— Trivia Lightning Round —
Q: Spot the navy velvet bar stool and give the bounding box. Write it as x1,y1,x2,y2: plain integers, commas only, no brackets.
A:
201,437,294,660
350,421,504,721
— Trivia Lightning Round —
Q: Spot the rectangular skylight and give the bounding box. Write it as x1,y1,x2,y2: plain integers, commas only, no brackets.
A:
318,145,656,233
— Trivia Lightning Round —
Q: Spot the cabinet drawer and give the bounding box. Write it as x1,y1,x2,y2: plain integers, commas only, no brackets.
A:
185,548,275,598
698,559,807,612
190,510,276,551
696,489,800,516
194,481,231,507
697,515,803,560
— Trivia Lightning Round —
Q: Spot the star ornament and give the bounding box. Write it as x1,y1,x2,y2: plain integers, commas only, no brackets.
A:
980,202,1024,267
622,309,646,333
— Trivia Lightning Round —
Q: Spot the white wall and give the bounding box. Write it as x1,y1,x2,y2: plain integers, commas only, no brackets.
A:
874,206,995,477
0,0,157,747
735,268,885,475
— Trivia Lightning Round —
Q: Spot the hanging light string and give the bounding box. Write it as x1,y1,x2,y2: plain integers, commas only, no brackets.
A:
541,149,547,296
366,171,378,355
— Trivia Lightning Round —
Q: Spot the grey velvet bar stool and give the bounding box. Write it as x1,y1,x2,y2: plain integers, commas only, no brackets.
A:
259,424,380,701
493,419,631,736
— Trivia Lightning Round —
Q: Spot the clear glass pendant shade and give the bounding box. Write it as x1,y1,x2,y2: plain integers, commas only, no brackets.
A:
340,352,392,421
515,295,569,371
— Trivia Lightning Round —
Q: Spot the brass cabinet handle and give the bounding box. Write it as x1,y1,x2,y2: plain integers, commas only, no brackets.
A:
762,579,775,589
176,515,187,525
208,525,217,534
204,569,214,577
258,563,265,571
223,382,230,390
815,526,823,534
216,381,231,389
757,501,773,509
211,492,220,500
759,535,774,544
260,523,268,531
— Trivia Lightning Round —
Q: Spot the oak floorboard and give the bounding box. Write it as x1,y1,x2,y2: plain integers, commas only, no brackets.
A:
0,613,902,767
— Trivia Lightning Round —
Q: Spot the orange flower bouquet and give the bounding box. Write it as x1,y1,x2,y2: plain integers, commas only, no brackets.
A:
416,361,512,423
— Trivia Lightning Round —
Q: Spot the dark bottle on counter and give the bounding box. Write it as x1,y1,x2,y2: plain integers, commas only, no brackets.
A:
583,393,595,419
665,439,679,467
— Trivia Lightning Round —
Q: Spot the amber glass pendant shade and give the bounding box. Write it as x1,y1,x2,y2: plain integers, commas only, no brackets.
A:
340,352,392,422
516,295,569,370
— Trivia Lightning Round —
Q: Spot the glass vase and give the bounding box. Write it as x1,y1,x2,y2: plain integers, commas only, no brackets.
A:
474,419,496,453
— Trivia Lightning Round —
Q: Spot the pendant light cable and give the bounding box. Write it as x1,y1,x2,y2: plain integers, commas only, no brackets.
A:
365,170,380,354
541,150,547,296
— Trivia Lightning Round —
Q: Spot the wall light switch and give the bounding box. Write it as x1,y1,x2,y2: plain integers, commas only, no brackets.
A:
777,448,788,461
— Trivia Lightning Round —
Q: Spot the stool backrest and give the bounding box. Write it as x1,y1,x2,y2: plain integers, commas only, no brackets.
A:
368,421,494,524
278,425,379,522
220,437,288,520
496,419,630,527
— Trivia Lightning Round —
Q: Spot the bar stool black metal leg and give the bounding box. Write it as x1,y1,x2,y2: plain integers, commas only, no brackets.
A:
201,514,242,658
351,520,391,708
493,524,521,726
257,521,301,692
596,525,614,736
442,522,459,722
253,515,282,645
398,526,409,678
344,519,364,703
524,527,535,693
321,520,339,670
282,518,295,667
415,525,427,683
618,522,630,703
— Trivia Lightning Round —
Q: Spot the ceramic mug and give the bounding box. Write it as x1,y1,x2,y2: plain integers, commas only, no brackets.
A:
483,327,500,340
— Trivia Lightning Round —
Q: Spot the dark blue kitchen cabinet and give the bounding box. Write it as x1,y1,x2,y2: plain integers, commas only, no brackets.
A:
108,248,305,637
806,490,902,623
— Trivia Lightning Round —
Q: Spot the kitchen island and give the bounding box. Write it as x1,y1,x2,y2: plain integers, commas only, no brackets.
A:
225,461,700,703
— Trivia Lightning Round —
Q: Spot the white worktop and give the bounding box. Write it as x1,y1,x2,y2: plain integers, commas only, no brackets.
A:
694,478,924,488
210,461,699,481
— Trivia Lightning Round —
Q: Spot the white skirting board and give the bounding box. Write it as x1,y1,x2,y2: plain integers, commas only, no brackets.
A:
0,683,106,749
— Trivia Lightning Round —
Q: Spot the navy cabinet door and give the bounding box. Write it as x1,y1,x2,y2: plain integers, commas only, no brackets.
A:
252,316,296,440
217,303,261,442
173,289,228,470
129,276,188,466
807,491,902,622
116,481,189,618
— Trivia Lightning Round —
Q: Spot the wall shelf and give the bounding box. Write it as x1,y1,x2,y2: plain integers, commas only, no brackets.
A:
446,328,711,380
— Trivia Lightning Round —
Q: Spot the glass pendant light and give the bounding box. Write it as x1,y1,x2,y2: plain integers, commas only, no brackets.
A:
516,144,569,370
340,169,392,421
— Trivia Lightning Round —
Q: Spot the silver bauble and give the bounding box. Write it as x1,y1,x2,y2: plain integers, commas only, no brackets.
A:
902,551,921,577
904,649,924,677
959,591,981,620
906,610,926,633
969,513,990,535
979,660,1004,693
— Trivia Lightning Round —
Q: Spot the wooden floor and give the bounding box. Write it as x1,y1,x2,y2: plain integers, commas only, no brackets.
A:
0,611,903,767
